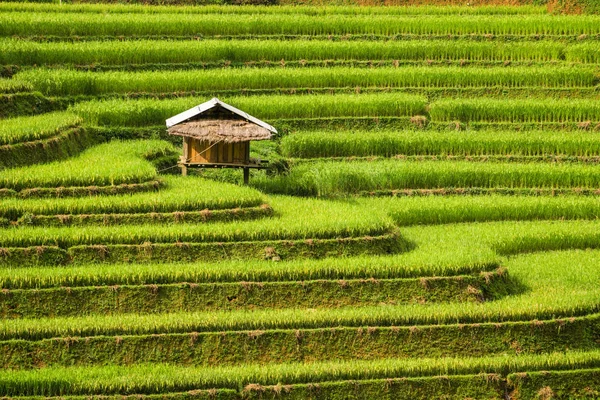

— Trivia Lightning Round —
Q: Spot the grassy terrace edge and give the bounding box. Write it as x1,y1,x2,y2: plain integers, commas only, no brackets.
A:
15,66,598,96
0,232,404,266
2,14,600,37
14,205,273,227
0,352,598,393
0,271,500,318
1,3,599,397
0,370,594,399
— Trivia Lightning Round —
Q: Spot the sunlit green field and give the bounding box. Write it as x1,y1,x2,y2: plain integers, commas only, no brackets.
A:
0,1,599,398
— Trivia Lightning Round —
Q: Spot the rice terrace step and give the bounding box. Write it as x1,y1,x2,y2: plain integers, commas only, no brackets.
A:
0,0,599,398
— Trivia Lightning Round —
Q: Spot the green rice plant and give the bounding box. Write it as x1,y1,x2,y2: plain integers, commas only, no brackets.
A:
0,140,175,191
493,223,600,255
565,42,600,63
0,351,597,396
0,175,264,220
385,195,600,226
253,160,600,196
0,196,394,248
2,272,491,318
17,66,596,96
2,240,600,338
0,78,32,94
0,127,96,171
71,93,427,126
0,112,81,146
0,197,497,286
17,205,272,227
280,129,600,158
1,13,599,37
0,3,548,16
0,199,498,286
393,206,600,262
0,39,566,66
429,98,600,122
0,251,497,288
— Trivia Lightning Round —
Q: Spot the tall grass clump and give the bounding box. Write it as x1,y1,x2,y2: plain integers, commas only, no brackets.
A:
0,175,265,220
0,140,175,191
17,66,596,96
387,195,600,226
71,93,427,126
0,197,394,247
0,252,494,288
1,13,599,37
0,39,566,66
0,352,597,396
280,129,600,158
2,222,600,337
253,160,600,196
429,98,600,123
565,43,600,63
2,241,600,337
0,3,549,16
0,78,32,94
0,112,81,146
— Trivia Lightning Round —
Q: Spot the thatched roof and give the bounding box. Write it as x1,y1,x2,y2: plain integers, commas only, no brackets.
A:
168,119,272,143
165,98,277,143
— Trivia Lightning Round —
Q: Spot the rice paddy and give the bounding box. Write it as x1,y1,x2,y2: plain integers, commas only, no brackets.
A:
281,129,600,158
0,39,572,66
17,66,597,96
1,1,599,398
0,112,81,146
0,140,176,191
253,160,600,196
70,93,427,126
2,12,600,38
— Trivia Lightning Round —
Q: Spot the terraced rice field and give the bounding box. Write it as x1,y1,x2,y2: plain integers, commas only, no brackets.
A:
0,0,599,398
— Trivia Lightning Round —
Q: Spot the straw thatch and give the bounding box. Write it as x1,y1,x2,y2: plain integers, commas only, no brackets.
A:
168,119,272,143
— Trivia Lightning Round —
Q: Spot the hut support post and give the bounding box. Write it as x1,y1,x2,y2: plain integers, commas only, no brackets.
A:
243,167,250,185
182,137,189,161
181,164,188,176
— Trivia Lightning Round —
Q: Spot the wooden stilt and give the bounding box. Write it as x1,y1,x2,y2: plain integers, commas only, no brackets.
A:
181,164,188,176
243,167,250,185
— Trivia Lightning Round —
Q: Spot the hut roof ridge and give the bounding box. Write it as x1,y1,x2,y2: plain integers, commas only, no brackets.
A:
165,98,277,134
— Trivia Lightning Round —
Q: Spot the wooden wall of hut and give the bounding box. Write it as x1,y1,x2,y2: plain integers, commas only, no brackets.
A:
184,137,249,165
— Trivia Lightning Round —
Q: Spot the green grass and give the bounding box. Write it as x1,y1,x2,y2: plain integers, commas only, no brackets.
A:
507,368,600,399
0,351,598,396
566,42,600,63
70,93,427,127
0,77,31,94
280,129,600,159
0,39,568,66
2,13,599,37
0,251,497,289
0,197,394,248
18,66,596,96
2,2,600,391
0,140,175,191
0,3,548,16
429,98,600,123
383,195,600,226
0,112,81,146
254,160,600,196
0,175,265,221
2,239,600,338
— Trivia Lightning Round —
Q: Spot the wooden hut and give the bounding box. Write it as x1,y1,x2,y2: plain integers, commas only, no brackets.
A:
166,98,277,183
